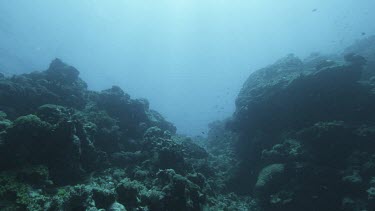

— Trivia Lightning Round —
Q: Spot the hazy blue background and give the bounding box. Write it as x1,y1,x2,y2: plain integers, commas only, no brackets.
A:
1,0,375,136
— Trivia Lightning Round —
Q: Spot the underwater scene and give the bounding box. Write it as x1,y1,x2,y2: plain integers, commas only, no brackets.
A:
1,1,375,210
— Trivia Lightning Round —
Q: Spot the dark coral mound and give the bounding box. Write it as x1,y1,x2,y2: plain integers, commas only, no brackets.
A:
0,59,252,210
214,36,375,210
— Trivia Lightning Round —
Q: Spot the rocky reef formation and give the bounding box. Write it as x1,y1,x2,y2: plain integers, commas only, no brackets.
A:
0,59,256,210
213,36,375,210
3,36,375,211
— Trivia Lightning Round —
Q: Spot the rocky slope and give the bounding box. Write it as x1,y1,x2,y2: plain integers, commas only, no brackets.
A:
214,36,375,211
2,36,375,211
0,59,257,210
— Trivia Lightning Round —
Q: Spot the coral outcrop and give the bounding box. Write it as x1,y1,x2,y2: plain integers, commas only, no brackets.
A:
214,36,375,210
0,59,243,210
0,57,261,210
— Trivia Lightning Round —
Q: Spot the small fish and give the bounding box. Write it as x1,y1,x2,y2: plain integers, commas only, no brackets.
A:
361,32,366,36
201,132,205,134
312,8,318,12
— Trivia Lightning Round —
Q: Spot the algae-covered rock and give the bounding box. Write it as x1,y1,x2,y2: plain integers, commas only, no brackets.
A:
0,166,52,210
1,111,102,185
147,109,177,134
96,86,176,139
221,37,375,211
143,126,165,140
0,58,238,210
0,111,12,131
261,139,303,163
109,202,127,211
155,169,206,210
45,58,81,85
116,178,143,209
36,104,72,124
0,59,89,118
342,170,363,186
255,164,286,195
92,187,116,209
234,54,371,137
0,111,7,119
344,35,375,80
3,114,52,166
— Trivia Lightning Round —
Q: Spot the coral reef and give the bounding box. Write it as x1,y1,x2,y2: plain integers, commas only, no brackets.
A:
213,36,375,210
0,59,253,210
2,36,375,211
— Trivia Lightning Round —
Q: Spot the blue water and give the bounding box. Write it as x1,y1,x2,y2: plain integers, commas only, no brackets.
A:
1,0,375,135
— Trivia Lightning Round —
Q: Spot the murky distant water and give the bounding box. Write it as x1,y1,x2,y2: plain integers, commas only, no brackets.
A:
1,0,375,135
